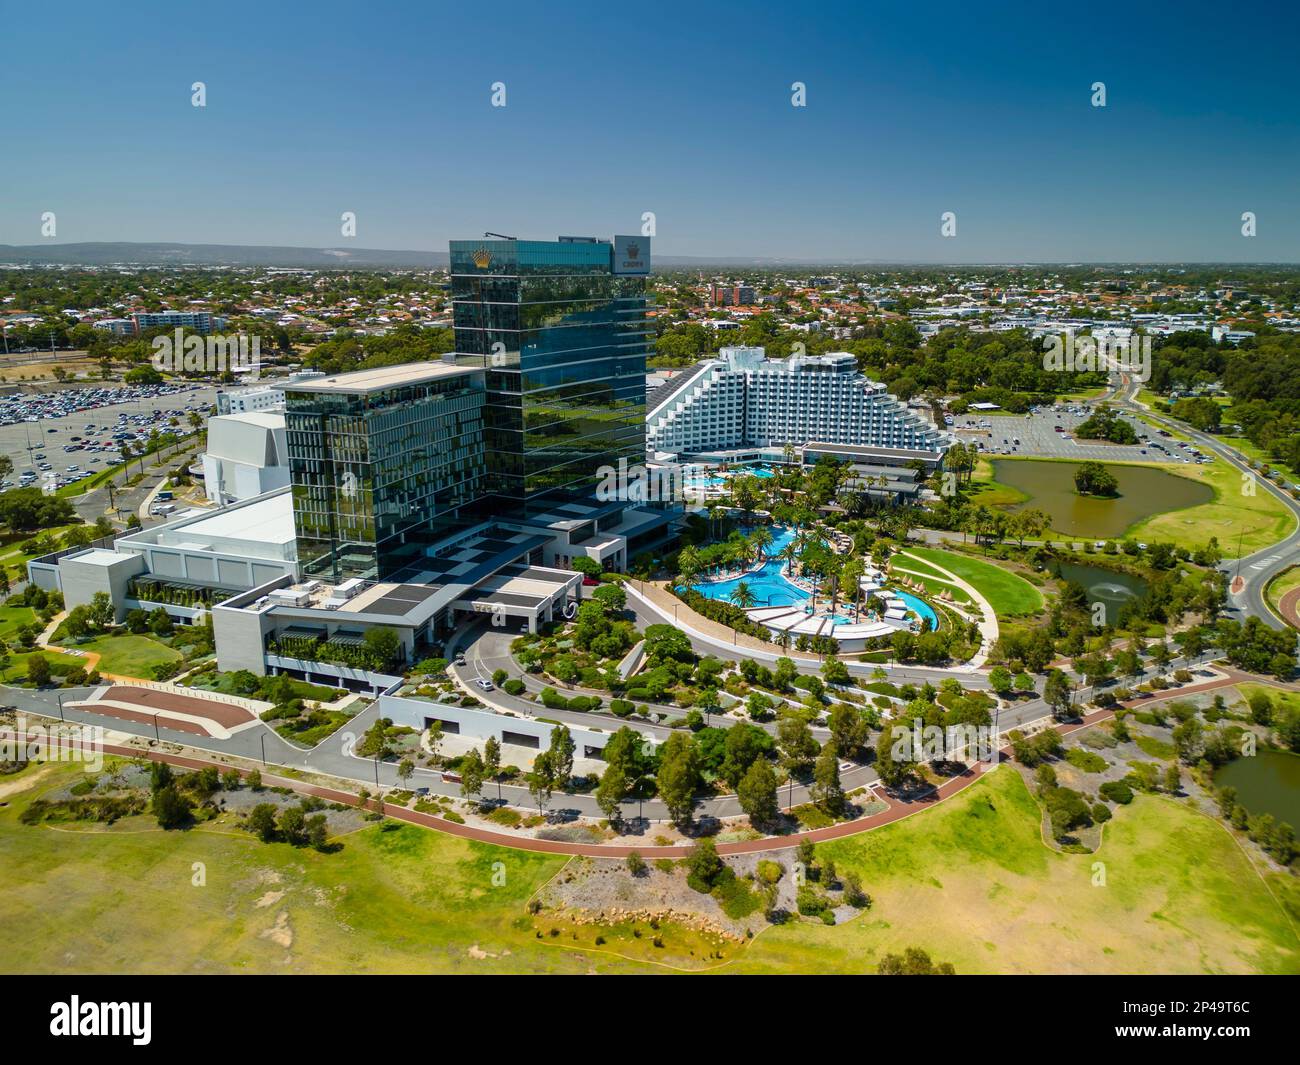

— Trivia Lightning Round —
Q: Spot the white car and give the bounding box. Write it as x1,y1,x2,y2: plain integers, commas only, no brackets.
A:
474,678,494,692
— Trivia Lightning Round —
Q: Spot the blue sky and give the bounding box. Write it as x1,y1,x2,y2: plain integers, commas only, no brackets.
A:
2,0,1297,261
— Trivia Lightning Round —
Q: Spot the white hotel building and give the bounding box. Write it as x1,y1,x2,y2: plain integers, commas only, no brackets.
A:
647,346,950,465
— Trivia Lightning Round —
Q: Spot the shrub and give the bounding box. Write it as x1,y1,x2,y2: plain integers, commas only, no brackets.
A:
796,886,830,918
1100,779,1134,804
1065,748,1107,773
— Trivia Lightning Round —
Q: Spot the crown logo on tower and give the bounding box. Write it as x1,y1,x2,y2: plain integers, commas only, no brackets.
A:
472,246,492,269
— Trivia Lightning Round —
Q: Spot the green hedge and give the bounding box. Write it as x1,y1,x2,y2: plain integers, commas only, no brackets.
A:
539,686,602,713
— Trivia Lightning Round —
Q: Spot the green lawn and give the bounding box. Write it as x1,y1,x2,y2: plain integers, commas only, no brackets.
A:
0,526,83,571
902,546,1043,618
0,647,88,684
1133,734,1176,761
890,566,974,605
1124,452,1296,556
60,633,182,678
731,766,1300,975
0,762,1295,974
0,761,717,974
0,603,40,645
1236,682,1300,719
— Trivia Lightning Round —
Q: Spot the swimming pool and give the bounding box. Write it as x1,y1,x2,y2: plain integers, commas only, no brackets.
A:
887,589,939,630
683,462,778,489
690,525,937,629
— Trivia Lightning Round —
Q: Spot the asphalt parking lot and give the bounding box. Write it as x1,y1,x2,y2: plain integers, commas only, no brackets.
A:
953,404,1208,465
0,383,218,490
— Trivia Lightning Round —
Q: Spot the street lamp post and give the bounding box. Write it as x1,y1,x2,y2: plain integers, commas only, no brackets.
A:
57,690,65,722
259,732,266,765
152,713,160,742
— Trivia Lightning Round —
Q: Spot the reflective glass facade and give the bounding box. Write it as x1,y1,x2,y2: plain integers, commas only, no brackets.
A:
449,238,649,512
285,371,486,581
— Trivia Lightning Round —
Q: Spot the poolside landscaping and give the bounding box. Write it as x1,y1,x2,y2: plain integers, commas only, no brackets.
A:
686,524,942,649
901,546,1043,618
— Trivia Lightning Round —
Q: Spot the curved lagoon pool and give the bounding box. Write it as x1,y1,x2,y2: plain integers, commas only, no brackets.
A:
690,526,937,629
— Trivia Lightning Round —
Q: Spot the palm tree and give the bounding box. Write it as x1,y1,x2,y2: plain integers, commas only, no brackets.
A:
676,545,702,589
730,581,757,609
825,556,844,613
749,525,773,560
704,501,720,540
841,558,865,619
774,538,795,579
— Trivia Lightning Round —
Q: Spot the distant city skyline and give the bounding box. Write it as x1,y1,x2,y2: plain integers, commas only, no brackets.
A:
3,0,1298,263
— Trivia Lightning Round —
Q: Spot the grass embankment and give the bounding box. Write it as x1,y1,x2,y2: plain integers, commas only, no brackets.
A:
0,761,722,973
56,634,181,678
0,763,1295,974
731,766,1300,975
1265,567,1300,624
0,648,87,684
889,554,975,606
1236,682,1300,719
968,458,1030,508
1125,453,1295,555
903,546,1043,618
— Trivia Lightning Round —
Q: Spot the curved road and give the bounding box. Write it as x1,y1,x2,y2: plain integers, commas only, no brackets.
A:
1110,372,1300,631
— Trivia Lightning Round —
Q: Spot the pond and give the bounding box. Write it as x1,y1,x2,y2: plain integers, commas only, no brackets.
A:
992,459,1214,539
1214,749,1300,828
1052,560,1149,627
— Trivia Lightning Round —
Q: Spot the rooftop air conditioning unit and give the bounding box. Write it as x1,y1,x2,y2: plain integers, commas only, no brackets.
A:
335,578,365,600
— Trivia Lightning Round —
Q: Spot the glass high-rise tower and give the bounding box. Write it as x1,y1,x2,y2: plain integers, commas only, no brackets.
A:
449,235,651,513
284,363,487,582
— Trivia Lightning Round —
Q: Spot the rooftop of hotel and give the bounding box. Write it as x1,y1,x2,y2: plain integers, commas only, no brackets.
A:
281,360,481,394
